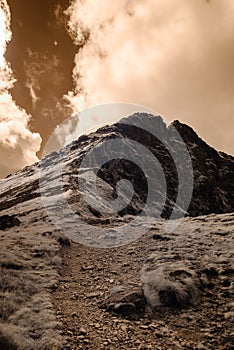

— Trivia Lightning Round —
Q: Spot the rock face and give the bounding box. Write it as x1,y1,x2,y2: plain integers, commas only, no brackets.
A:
0,113,233,222
98,115,234,218
172,120,234,216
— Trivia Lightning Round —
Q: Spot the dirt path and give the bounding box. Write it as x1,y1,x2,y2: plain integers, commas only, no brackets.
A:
52,216,234,350
53,239,154,350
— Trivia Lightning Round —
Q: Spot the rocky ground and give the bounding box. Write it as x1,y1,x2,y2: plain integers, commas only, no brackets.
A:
0,114,233,349
53,213,234,350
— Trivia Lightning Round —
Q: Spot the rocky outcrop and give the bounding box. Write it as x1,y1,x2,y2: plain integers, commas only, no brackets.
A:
100,285,146,318
140,262,200,309
172,120,234,216
64,113,234,219
0,113,233,222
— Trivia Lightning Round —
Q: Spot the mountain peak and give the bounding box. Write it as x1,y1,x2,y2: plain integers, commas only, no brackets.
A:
0,113,233,348
1,112,233,222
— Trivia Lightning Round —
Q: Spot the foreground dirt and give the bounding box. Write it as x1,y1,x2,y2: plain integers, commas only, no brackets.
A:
53,215,234,350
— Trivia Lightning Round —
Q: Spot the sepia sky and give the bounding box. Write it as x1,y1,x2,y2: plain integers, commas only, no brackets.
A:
0,0,234,177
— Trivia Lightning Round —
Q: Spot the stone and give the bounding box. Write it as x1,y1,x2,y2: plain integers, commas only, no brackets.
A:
79,327,87,335
100,285,146,318
0,215,20,230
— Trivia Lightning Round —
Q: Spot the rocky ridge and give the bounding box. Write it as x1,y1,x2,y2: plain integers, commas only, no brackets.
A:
0,113,233,223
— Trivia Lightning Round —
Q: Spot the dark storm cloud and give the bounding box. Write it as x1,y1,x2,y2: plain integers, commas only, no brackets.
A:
6,0,77,157
0,0,41,178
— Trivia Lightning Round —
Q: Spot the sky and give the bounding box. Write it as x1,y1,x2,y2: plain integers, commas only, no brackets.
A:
0,0,233,177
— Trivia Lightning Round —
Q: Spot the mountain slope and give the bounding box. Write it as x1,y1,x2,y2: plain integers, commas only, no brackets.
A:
0,113,233,349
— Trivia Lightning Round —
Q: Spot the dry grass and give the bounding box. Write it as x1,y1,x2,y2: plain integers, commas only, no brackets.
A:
0,219,65,350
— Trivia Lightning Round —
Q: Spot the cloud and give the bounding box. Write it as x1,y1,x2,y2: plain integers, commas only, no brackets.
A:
0,91,41,177
0,0,41,177
65,0,234,155
44,112,79,155
24,50,65,110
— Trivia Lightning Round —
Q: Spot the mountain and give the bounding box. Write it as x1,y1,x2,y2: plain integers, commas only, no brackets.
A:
0,113,233,349
1,113,233,222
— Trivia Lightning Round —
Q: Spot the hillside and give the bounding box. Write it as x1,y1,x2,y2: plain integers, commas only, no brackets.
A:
0,113,233,349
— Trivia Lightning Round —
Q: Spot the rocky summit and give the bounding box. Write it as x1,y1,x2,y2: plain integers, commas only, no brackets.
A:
1,113,233,223
0,113,233,349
